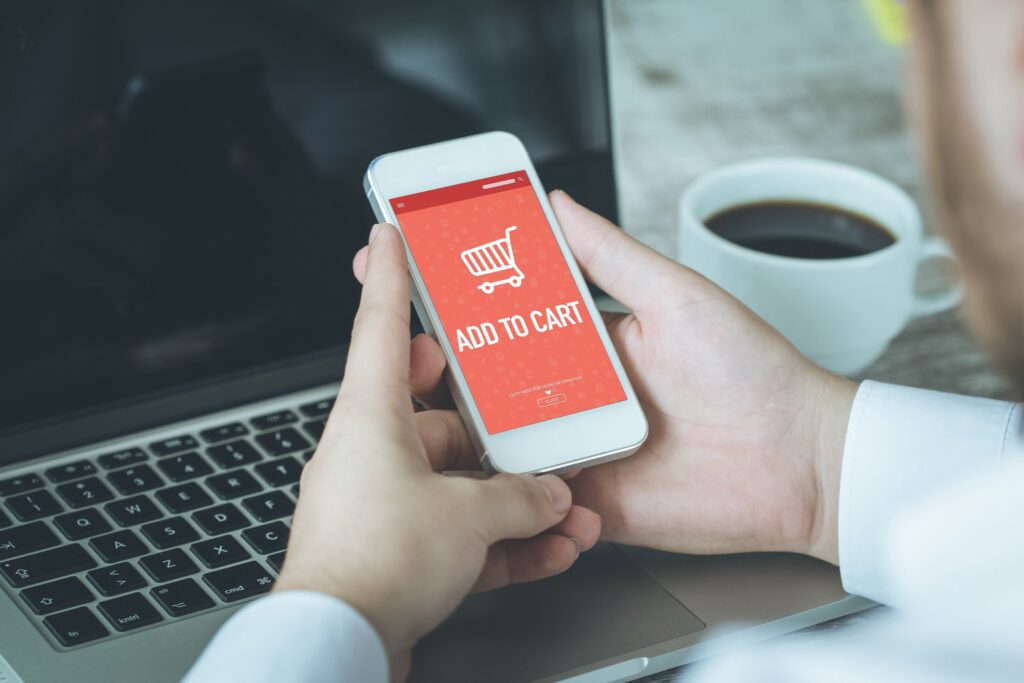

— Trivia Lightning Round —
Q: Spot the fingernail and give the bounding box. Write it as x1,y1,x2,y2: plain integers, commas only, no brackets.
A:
369,223,383,243
568,536,582,559
537,475,571,513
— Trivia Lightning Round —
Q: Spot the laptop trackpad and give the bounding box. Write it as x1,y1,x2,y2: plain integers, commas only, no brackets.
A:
409,543,705,683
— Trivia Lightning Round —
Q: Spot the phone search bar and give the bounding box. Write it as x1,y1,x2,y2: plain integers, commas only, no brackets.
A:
482,178,518,190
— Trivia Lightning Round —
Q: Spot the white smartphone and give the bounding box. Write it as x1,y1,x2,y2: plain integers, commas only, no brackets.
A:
363,131,647,474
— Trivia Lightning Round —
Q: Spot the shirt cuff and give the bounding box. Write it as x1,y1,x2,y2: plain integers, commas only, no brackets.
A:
837,380,1020,605
184,591,389,683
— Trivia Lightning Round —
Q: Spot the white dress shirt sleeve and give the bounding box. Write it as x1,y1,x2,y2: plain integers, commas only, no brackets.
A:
183,590,388,683
837,379,1021,605
689,381,1024,683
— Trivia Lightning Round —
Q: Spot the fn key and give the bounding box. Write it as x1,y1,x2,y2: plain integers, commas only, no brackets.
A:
204,561,275,602
44,606,109,646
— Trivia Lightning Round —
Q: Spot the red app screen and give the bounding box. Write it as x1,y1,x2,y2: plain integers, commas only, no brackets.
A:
391,171,627,434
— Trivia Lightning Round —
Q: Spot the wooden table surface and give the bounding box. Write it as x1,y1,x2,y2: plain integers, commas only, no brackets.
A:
602,1,1013,680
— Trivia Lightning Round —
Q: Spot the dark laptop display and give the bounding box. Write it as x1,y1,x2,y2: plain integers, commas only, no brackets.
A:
0,0,615,445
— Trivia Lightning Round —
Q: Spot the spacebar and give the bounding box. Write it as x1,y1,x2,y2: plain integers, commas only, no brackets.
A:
1,544,97,588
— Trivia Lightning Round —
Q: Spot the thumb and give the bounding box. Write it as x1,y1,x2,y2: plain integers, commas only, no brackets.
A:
550,189,693,313
462,474,572,543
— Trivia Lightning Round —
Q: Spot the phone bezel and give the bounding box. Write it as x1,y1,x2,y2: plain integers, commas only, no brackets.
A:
365,131,647,474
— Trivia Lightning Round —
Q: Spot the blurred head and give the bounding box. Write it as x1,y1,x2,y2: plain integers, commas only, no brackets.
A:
907,0,1024,391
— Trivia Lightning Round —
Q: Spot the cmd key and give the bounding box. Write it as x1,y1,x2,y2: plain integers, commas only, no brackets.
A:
204,561,275,602
1,544,96,587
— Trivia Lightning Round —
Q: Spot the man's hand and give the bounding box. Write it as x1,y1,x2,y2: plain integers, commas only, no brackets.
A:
275,223,600,678
375,191,857,565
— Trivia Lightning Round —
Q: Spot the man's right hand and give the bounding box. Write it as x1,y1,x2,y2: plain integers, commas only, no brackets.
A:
354,191,857,564
546,192,857,564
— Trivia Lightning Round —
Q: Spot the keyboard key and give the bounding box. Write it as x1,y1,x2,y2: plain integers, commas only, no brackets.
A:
255,428,310,457
45,460,97,483
301,450,314,463
44,606,109,646
199,422,249,444
250,410,298,431
193,504,249,536
302,419,327,442
152,578,215,617
241,491,294,522
97,447,148,470
156,452,213,482
6,490,63,521
90,530,147,562
150,435,200,457
0,510,9,529
87,562,147,596
141,518,199,549
98,592,162,631
104,495,162,526
191,535,250,568
206,470,261,500
140,549,199,582
299,398,333,418
22,576,94,614
207,440,262,469
107,465,164,495
0,521,59,560
0,473,43,497
242,522,289,555
290,484,300,499
53,509,112,540
254,457,303,488
267,551,286,572
1,544,96,587
155,483,213,514
204,561,275,602
56,477,114,509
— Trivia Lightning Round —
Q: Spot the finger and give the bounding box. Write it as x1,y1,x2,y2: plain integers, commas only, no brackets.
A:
410,334,453,408
550,190,693,313
352,245,369,284
342,224,411,407
472,534,580,592
415,410,479,472
462,473,572,544
549,504,602,552
599,310,626,329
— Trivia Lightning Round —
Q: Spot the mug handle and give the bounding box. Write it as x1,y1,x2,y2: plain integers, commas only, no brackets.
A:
911,236,963,318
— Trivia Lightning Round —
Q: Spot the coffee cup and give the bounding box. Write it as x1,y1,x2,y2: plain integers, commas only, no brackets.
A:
677,157,962,375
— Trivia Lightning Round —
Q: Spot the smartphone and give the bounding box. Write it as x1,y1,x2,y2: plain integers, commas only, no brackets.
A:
363,131,647,474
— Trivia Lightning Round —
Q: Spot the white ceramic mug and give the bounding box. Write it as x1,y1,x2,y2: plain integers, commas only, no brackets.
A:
677,157,962,375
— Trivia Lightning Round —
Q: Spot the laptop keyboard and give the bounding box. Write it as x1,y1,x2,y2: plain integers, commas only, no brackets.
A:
0,392,334,649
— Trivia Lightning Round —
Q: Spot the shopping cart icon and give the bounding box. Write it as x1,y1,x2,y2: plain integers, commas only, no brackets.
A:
460,226,525,294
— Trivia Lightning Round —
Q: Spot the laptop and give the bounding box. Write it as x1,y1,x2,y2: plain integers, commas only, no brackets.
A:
0,1,870,681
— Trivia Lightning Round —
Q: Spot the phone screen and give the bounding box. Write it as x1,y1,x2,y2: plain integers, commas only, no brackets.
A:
391,171,627,434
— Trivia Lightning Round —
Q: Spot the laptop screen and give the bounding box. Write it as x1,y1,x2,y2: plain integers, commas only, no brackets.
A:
0,0,615,435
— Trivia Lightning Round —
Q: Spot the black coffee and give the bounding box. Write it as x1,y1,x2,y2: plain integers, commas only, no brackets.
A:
705,201,895,259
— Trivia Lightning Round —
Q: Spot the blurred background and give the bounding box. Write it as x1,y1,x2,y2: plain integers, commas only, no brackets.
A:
604,0,1010,402
0,0,1010,441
